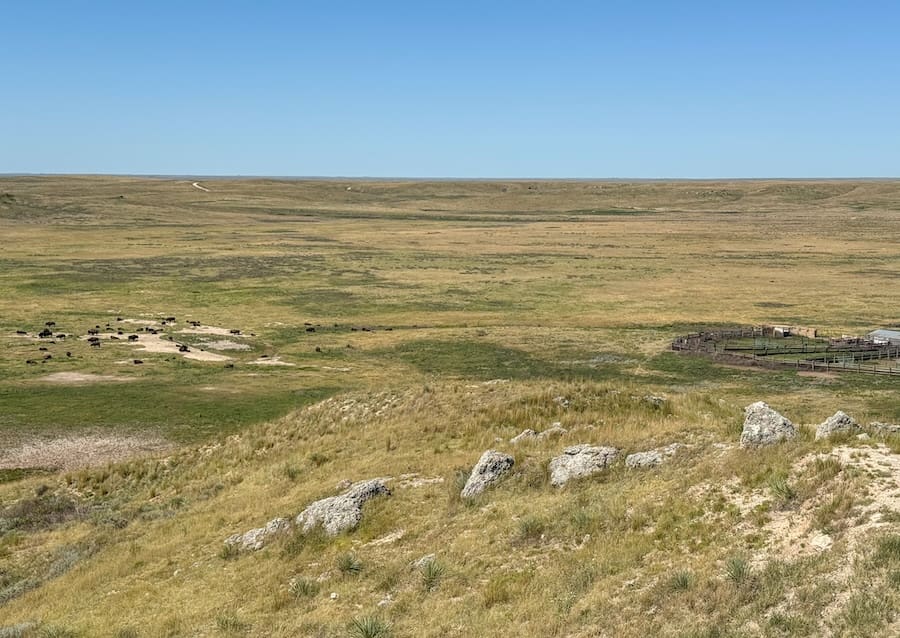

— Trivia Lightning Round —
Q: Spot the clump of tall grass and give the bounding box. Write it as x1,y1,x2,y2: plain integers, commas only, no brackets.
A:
420,559,445,592
347,616,392,638
337,553,363,576
724,556,752,586
289,577,320,598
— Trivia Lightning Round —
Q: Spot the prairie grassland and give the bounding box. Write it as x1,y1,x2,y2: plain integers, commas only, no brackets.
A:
1,177,900,636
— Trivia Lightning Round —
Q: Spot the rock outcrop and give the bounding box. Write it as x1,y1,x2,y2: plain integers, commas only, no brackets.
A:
625,450,662,469
549,444,619,487
740,402,797,447
225,517,291,551
460,450,515,498
295,478,391,536
869,422,900,435
625,442,682,469
815,411,860,440
509,423,568,444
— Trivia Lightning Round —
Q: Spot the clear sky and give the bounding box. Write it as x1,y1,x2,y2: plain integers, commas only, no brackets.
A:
1,1,897,178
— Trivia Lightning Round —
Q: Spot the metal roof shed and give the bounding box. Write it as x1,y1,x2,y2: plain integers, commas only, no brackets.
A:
868,329,900,345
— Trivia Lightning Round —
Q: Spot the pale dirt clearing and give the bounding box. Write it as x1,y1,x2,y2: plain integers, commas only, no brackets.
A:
178,326,241,336
0,434,172,471
197,339,251,351
191,181,210,192
39,372,134,385
82,333,231,362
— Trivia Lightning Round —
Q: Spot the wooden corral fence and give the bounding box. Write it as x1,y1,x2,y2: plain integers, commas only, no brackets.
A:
672,327,900,377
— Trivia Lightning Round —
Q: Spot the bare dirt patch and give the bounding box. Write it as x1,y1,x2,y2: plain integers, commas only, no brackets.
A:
178,326,240,337
0,434,172,471
197,339,251,351
798,370,839,380
40,372,134,385
83,333,231,362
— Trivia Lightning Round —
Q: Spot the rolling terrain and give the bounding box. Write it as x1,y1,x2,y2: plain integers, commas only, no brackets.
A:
1,177,900,636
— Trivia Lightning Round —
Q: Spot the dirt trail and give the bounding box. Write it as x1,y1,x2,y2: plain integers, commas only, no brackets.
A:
191,182,210,192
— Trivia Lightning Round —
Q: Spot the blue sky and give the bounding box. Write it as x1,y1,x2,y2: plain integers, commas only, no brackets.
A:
1,1,897,177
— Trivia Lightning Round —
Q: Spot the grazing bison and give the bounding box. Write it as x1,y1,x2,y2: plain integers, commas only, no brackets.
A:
128,335,139,342
178,344,190,352
16,330,27,335
56,333,66,339
38,347,48,351
87,328,99,335
224,362,234,369
306,327,315,332
133,359,143,365
315,346,322,352
229,329,241,335
66,352,72,357
43,354,52,360
26,359,37,365
38,329,53,338
45,321,55,327
90,341,101,348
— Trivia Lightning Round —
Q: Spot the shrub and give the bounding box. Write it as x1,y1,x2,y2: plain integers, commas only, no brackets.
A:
308,452,329,467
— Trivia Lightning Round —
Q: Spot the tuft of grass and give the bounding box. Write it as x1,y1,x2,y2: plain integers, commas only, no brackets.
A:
215,613,249,634
874,534,900,563
482,575,513,608
288,577,320,598
668,569,694,592
282,463,302,481
515,516,546,544
337,553,363,577
308,452,329,467
218,543,240,561
420,559,445,592
724,556,751,586
768,474,797,508
813,486,855,533
347,617,392,638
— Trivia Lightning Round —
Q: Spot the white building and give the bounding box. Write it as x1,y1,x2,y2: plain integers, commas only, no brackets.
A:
868,329,900,345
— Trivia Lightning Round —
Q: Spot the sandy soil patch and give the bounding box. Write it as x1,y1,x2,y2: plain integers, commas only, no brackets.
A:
198,339,251,351
83,333,231,362
0,434,172,471
797,370,839,380
40,372,134,385
249,356,295,366
120,319,158,326
178,326,239,336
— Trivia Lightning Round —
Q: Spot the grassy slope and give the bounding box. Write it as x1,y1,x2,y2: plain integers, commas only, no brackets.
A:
1,178,900,635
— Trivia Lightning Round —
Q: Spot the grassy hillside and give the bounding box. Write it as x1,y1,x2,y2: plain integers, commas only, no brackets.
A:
1,177,900,636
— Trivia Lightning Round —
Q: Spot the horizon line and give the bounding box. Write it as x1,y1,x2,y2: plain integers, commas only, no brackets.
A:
1,173,899,182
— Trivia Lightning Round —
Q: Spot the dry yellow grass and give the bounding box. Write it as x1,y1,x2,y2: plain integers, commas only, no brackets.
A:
1,177,900,636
